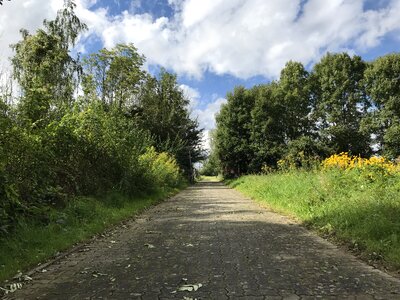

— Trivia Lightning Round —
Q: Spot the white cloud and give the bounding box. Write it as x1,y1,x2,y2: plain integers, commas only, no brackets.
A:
79,0,400,79
179,84,200,109
194,97,227,131
0,0,61,63
179,83,226,149
2,0,399,78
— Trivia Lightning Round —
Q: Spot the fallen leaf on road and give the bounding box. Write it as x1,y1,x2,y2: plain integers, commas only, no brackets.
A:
22,275,32,281
178,283,203,292
1,283,23,294
144,243,155,248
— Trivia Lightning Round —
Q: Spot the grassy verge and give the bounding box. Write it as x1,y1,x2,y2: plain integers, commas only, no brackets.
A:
0,186,183,282
228,170,400,271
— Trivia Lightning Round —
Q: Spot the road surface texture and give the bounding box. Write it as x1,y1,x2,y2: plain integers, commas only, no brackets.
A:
6,182,400,299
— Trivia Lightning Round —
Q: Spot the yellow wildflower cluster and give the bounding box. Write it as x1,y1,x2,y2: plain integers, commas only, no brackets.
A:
322,152,398,174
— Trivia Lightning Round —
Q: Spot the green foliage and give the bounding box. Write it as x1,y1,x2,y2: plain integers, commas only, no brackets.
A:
229,171,400,270
311,53,370,156
137,70,203,179
215,86,255,177
82,43,145,108
139,147,183,189
199,130,220,176
200,155,220,176
249,83,285,170
364,53,400,158
215,52,400,175
1,0,202,240
11,1,86,124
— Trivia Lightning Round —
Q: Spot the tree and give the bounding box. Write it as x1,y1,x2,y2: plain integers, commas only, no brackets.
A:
249,83,285,170
278,61,312,142
215,86,255,177
82,44,145,109
311,53,370,156
137,70,203,179
364,53,400,158
200,130,220,176
11,0,87,125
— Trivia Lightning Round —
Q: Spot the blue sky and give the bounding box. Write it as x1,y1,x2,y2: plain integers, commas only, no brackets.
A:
1,0,400,147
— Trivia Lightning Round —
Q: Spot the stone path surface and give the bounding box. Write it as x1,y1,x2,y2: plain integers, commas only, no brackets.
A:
6,182,400,299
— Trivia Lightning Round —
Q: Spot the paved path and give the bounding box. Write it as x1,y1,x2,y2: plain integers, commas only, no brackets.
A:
7,182,400,299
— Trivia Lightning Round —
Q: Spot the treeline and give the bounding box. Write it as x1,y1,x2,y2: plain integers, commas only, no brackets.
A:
0,1,202,233
214,52,400,177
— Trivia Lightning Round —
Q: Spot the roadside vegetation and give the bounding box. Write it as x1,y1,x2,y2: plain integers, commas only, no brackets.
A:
0,1,202,282
205,46,400,270
228,153,400,270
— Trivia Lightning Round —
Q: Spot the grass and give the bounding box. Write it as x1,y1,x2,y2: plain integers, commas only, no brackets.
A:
228,169,400,271
198,175,222,182
0,187,183,282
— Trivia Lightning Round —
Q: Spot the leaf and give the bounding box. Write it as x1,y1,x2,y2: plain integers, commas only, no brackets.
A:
22,275,32,281
144,243,155,248
177,283,203,292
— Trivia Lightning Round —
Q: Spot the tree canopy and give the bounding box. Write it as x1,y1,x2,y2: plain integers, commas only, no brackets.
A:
214,52,400,177
0,1,203,233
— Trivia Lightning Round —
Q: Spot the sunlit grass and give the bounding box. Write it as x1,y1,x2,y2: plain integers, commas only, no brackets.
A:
198,175,222,182
228,170,400,271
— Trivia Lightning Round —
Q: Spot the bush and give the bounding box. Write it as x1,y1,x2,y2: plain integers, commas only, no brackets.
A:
139,147,183,189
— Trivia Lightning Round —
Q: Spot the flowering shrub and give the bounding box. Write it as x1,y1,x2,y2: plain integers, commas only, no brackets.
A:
139,147,182,188
322,152,398,178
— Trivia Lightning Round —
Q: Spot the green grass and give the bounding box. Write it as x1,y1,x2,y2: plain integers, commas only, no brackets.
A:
228,170,400,271
0,187,183,282
198,175,222,182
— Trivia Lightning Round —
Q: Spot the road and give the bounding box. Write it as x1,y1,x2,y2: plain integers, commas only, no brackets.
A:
7,182,400,299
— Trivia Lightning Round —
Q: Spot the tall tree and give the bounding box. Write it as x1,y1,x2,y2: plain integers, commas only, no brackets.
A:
278,61,312,142
215,86,255,177
82,44,145,109
311,53,370,156
364,53,400,158
138,70,203,179
249,83,286,170
11,0,87,125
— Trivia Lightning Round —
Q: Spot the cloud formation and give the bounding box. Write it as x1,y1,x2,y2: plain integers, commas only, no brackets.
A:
84,0,400,79
179,84,226,149
1,0,399,78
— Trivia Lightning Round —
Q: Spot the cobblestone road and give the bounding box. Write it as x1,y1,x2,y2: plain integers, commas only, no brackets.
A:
7,182,400,299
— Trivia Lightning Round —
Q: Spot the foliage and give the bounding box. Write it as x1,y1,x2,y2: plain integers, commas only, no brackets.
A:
322,152,398,180
215,86,255,177
1,1,202,239
82,43,145,108
139,147,182,189
214,52,400,176
11,0,87,124
311,53,370,156
364,53,400,158
199,130,220,176
137,71,204,180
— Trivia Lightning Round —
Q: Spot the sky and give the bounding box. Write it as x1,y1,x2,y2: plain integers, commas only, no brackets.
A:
1,0,400,148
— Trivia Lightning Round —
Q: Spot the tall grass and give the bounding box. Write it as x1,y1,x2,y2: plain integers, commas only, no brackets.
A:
228,168,400,270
